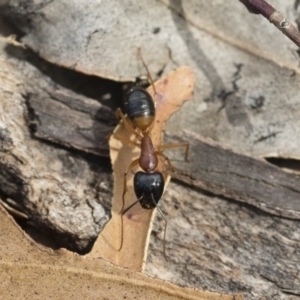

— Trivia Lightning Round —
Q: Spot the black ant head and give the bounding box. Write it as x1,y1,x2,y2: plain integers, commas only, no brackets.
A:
134,171,164,210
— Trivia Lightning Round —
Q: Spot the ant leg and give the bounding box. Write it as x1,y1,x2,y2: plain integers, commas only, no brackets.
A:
150,194,168,262
137,48,157,101
118,197,141,252
120,158,140,214
115,108,142,140
118,159,140,252
157,142,190,161
113,132,141,148
155,151,175,172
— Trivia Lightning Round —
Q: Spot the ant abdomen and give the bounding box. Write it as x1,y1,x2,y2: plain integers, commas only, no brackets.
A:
133,171,165,210
125,87,155,132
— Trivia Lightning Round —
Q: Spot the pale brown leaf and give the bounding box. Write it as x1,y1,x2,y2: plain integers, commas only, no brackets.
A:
0,204,242,299
88,67,195,270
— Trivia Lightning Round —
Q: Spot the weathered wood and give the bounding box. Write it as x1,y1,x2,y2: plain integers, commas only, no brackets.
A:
0,52,112,252
28,90,116,157
166,131,300,220
146,181,300,299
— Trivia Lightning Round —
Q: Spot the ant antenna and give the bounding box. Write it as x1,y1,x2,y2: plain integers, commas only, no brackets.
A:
119,194,168,262
122,197,142,215
137,48,157,100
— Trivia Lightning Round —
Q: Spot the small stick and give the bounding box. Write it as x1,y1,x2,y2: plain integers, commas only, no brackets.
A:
239,0,300,48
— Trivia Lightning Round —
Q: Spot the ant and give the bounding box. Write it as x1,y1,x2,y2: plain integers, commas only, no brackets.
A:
114,50,189,260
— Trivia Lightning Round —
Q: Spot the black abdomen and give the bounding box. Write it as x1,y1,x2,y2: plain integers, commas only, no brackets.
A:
125,87,155,121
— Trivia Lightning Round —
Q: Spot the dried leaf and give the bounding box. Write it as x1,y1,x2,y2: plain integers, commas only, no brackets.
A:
88,67,195,270
0,204,241,299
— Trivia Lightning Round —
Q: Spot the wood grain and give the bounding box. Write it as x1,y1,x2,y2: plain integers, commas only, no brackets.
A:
166,131,300,220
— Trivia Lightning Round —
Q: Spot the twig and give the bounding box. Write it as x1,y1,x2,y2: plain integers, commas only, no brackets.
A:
239,0,300,48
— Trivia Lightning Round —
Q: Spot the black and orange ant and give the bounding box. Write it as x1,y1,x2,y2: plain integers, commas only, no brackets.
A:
114,50,189,260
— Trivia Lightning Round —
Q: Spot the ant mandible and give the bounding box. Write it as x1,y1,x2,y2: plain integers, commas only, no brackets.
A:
114,49,189,260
